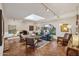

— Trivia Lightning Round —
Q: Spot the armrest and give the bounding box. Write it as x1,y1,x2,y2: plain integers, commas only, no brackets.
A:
34,40,37,44
57,37,64,43
57,37,64,39
57,37,64,40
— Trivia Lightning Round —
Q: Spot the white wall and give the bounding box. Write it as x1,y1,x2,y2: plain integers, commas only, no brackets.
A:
4,15,76,38
0,4,2,9
38,17,76,39
50,17,76,37
4,18,38,34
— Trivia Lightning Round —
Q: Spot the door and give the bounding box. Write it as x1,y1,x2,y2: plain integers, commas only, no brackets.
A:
0,9,2,46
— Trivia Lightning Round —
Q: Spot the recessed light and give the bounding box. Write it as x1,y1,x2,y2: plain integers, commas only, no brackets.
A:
24,14,45,21
46,9,49,12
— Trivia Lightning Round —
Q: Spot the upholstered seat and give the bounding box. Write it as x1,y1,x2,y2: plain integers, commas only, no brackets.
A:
57,33,72,46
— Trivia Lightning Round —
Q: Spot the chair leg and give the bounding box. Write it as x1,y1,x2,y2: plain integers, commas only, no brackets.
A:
57,40,59,43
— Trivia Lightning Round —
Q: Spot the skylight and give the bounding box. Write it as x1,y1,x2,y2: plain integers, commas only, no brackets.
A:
24,14,45,21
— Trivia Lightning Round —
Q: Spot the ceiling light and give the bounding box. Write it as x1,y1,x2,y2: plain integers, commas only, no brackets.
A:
41,3,60,19
46,9,49,12
25,14,45,21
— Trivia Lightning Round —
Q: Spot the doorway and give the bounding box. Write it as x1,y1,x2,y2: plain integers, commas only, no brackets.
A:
0,9,2,46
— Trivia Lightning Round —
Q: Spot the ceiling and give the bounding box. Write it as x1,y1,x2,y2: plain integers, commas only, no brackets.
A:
2,3,79,22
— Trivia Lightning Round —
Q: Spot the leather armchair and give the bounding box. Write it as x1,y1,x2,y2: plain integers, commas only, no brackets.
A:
19,30,28,42
25,37,38,48
57,33,72,46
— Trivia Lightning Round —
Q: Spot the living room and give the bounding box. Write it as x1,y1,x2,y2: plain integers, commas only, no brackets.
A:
0,3,79,56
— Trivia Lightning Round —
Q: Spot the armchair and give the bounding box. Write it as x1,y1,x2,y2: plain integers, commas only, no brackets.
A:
25,37,38,48
57,33,72,46
19,30,28,42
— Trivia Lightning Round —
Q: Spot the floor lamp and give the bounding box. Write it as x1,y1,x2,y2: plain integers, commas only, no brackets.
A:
71,7,79,48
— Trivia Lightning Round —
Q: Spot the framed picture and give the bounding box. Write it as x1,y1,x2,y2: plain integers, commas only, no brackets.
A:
8,25,16,34
61,24,69,32
29,25,34,31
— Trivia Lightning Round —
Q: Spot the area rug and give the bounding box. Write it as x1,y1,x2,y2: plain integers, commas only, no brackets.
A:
37,40,50,49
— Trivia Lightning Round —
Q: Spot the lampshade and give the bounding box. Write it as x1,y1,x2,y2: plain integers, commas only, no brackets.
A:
68,25,71,29
72,35,79,47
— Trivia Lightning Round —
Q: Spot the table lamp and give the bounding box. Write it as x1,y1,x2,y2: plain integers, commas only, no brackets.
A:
72,34,79,48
